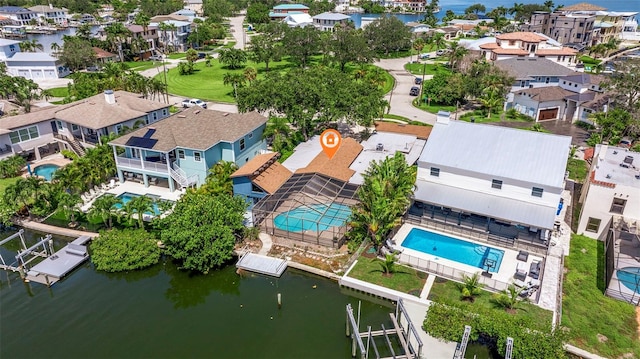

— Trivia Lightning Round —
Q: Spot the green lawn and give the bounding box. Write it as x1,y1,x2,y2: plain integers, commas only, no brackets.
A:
0,176,20,194
414,101,457,114
123,61,167,72
566,158,589,182
382,113,411,122
562,235,640,358
46,87,68,98
159,58,394,103
579,55,601,65
428,278,553,330
459,110,531,123
404,62,451,76
347,256,427,295
167,53,186,60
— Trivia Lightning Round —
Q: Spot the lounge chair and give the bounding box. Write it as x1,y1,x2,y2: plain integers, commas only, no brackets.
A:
516,250,529,262
514,262,527,281
89,189,97,198
109,179,116,188
529,261,541,279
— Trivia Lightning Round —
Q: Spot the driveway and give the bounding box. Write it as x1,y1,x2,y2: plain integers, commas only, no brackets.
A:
228,15,248,49
376,57,437,125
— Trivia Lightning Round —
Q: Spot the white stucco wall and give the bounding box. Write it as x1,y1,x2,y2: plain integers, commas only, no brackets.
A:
577,182,640,239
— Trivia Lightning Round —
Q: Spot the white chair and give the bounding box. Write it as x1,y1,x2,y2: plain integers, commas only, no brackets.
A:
109,179,116,188
89,189,97,198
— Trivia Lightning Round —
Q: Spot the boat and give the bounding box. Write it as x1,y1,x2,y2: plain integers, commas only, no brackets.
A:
1,25,26,38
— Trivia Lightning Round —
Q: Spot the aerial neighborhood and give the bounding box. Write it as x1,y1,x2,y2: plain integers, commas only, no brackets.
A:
0,0,639,358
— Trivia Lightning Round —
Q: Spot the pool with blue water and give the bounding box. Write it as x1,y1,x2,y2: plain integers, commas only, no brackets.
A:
617,267,640,293
33,164,60,181
401,228,505,273
113,192,168,216
274,203,351,232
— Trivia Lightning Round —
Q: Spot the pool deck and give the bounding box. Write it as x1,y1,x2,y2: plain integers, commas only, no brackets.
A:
392,223,544,287
80,181,182,213
23,154,71,179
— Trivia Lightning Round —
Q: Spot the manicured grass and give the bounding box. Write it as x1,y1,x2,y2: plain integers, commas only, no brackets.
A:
46,87,68,98
404,62,451,76
566,158,589,182
428,278,553,330
223,41,236,48
579,55,601,65
382,113,411,122
347,257,427,295
167,53,186,60
459,110,530,123
123,61,166,72
562,235,640,358
414,101,456,114
159,58,394,103
0,176,20,194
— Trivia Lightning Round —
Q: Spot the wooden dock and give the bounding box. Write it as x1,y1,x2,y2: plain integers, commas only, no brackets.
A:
236,252,287,277
25,235,91,286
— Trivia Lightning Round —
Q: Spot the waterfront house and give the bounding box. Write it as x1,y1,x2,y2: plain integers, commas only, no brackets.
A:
270,4,309,20
4,52,70,79
312,12,351,32
524,11,596,46
577,144,640,240
0,6,37,26
231,152,292,206
109,108,268,192
0,38,21,61
284,13,313,28
0,90,170,161
479,32,578,66
28,5,69,26
410,116,571,249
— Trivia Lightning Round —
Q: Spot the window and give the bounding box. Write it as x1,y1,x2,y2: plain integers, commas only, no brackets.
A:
194,151,201,162
579,22,584,27
178,149,185,159
531,187,544,197
251,183,262,192
9,125,39,144
162,109,167,116
248,132,253,139
610,198,627,214
509,40,515,45
586,217,601,232
56,120,63,130
152,112,157,121
430,167,440,177
240,138,246,150
115,124,123,134
71,124,79,131
492,179,503,189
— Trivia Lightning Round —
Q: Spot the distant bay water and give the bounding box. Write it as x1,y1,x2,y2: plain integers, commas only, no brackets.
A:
351,0,640,28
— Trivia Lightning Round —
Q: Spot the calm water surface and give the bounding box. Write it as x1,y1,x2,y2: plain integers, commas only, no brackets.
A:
0,230,396,359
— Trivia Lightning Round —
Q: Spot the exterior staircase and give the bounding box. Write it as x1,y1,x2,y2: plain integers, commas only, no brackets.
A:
53,133,85,156
170,162,198,189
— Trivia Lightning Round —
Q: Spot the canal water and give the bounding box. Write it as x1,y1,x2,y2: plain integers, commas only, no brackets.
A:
0,230,400,358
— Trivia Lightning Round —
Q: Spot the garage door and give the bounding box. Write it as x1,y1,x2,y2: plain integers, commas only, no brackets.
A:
539,108,558,121
44,70,56,78
18,70,30,79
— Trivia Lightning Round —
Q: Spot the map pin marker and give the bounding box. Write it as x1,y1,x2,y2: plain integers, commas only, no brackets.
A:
320,129,342,160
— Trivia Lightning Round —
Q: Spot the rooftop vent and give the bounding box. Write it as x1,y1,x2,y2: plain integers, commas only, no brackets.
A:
224,113,230,116
376,143,384,151
104,90,115,105
624,155,634,165
194,110,200,115
177,115,186,118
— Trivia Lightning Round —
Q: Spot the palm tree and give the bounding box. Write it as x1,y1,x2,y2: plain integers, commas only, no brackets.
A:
263,116,292,153
458,272,484,302
376,253,398,276
494,284,527,311
88,194,122,228
104,22,132,61
432,33,446,51
20,39,44,53
543,0,554,11
50,42,61,56
223,72,246,99
448,42,468,69
203,161,238,196
128,195,154,228
57,192,82,226
479,88,504,118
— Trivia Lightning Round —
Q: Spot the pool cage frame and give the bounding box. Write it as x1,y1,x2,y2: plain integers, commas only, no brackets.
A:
252,173,359,248
604,216,640,305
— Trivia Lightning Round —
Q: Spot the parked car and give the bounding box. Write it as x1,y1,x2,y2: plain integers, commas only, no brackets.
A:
148,54,164,61
414,77,422,85
436,49,446,56
182,99,207,109
197,52,207,59
619,137,633,148
419,53,430,59
409,86,420,96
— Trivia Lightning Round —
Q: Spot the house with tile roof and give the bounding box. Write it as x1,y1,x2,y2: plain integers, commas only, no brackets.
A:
109,107,268,192
231,152,292,206
270,4,309,20
479,32,578,66
410,116,571,249
0,90,170,161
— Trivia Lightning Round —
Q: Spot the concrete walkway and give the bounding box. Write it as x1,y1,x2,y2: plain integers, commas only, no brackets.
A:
258,232,272,255
228,14,248,50
16,219,98,238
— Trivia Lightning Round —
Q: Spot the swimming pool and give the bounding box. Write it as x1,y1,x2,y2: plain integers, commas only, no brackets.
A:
33,164,60,181
617,267,640,293
274,203,351,232
113,192,166,216
401,228,505,273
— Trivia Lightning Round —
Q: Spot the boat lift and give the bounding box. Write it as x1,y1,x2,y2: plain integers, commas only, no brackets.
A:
0,229,53,275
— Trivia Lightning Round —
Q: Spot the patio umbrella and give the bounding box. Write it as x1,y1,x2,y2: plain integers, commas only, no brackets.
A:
27,163,32,176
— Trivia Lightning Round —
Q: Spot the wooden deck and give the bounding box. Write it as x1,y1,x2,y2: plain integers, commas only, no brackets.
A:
236,253,287,277
25,235,91,286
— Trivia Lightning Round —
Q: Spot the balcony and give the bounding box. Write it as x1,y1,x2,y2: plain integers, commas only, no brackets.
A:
115,156,168,173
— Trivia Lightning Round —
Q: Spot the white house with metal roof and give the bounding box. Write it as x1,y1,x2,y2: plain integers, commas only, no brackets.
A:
4,52,69,79
284,13,313,28
28,5,69,25
0,6,37,26
577,144,640,240
411,116,571,248
109,108,268,192
312,12,350,31
0,38,21,61
0,90,170,161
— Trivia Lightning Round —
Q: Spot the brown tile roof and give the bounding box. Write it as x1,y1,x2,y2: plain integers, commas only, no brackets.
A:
497,32,547,42
479,43,500,49
374,121,432,140
231,152,292,194
295,137,363,182
492,48,530,55
110,108,268,152
93,47,117,59
561,2,606,11
55,91,168,129
151,14,189,22
583,147,594,161
126,24,158,33
516,86,575,102
536,48,578,56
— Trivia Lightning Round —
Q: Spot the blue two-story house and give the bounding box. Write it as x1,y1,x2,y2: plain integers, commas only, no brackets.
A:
109,108,268,192
231,152,292,207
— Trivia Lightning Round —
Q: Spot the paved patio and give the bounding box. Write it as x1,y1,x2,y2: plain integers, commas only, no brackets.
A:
79,180,183,213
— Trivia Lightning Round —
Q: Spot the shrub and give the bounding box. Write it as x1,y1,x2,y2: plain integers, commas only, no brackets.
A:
0,155,26,178
60,149,78,160
575,121,595,131
91,228,161,272
506,108,519,119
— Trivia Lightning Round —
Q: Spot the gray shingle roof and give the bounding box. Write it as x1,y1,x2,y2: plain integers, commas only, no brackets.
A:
494,58,576,79
515,86,575,102
313,12,350,21
561,72,604,85
109,108,268,152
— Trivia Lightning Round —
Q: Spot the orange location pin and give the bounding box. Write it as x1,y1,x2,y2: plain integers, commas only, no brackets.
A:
320,129,342,159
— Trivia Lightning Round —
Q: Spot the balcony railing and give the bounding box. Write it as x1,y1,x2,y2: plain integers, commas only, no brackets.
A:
115,156,168,173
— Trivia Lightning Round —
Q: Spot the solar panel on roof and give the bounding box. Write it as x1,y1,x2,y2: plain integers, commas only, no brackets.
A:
125,137,158,149
143,128,156,138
